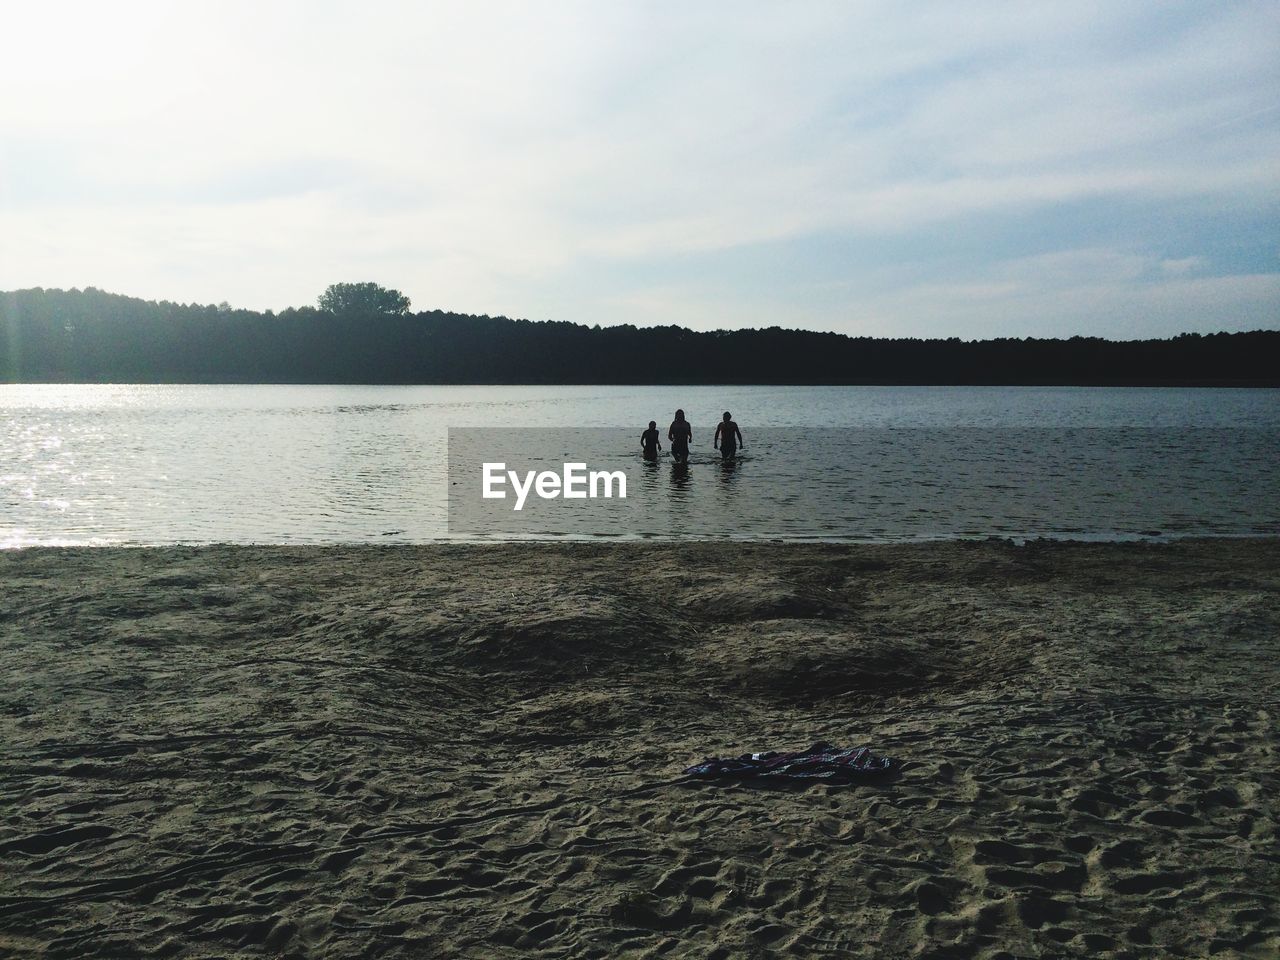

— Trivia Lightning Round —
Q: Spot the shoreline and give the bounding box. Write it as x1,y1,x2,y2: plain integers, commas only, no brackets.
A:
6,531,1277,551
2,538,1277,957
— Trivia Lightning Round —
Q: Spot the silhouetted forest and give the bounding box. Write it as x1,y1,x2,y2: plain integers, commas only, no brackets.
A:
2,286,1276,385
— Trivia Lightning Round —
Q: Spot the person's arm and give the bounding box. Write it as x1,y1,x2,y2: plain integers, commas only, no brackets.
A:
735,425,744,448
714,423,721,449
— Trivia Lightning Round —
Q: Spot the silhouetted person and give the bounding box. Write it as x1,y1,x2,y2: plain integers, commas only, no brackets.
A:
668,409,692,464
641,420,662,461
714,411,744,460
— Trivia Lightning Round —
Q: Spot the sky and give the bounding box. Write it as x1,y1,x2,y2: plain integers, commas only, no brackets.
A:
1,1,1277,339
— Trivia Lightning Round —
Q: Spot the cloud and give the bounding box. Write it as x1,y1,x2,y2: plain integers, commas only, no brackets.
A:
1,0,1276,337
1160,257,1206,276
828,249,1280,339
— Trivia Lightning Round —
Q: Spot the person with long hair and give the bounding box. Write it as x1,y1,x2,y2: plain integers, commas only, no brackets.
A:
668,409,692,464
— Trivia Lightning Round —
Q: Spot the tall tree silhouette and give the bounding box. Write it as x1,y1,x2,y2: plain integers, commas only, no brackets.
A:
317,282,411,317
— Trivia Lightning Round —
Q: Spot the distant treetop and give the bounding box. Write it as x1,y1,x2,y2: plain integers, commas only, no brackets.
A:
318,282,410,317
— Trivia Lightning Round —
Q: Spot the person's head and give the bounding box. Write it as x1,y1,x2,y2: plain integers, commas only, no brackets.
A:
723,411,732,422
675,409,685,421
648,420,656,429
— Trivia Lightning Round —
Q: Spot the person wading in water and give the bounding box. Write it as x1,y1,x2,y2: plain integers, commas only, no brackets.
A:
640,420,662,461
714,411,744,460
668,409,692,464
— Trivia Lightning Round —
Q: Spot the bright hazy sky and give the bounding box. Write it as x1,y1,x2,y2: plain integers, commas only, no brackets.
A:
2,1,1277,338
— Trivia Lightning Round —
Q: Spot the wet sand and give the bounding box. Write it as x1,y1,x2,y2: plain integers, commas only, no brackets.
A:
1,539,1277,958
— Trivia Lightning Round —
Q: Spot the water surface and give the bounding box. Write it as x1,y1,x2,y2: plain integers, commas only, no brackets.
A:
2,384,1276,546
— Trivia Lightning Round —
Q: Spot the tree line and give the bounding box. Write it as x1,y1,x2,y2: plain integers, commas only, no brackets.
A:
1,284,1276,385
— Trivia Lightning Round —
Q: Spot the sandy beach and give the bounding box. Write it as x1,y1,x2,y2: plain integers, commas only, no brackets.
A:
1,539,1277,958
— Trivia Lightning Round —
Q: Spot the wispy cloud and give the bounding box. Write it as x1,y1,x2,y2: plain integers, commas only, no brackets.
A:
1,1,1276,336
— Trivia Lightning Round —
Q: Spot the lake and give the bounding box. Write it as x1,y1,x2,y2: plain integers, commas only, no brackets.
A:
1,384,1276,547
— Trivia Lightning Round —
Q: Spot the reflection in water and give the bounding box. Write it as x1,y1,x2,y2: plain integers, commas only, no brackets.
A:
635,459,664,537
663,459,696,536
669,461,691,495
